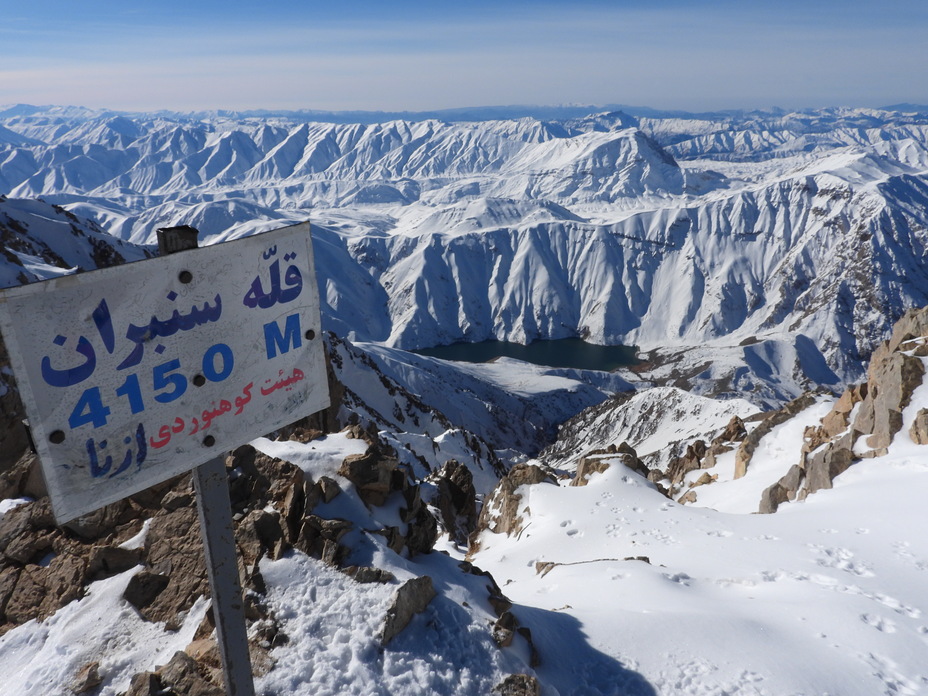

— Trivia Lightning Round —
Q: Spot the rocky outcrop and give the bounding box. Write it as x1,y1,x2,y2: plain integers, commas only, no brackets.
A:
431,459,478,545
471,464,555,543
458,560,540,667
123,651,222,696
573,442,648,487
759,306,928,512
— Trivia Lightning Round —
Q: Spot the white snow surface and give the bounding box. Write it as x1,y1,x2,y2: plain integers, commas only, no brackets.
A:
473,437,928,695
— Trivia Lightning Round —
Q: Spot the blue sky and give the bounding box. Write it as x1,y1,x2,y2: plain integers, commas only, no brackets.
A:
2,0,927,113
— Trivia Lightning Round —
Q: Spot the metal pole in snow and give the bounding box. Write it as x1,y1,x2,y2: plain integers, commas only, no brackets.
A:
158,227,256,696
193,458,256,696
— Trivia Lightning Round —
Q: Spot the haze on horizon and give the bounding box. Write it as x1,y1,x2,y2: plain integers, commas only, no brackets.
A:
2,0,927,114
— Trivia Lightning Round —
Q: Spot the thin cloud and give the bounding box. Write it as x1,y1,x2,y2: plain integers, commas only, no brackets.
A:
2,3,926,112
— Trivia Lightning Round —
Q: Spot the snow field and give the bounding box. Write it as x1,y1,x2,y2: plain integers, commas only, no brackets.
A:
473,447,928,695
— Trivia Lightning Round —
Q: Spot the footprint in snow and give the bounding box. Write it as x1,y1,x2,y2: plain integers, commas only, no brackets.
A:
663,572,692,586
809,544,875,577
860,613,896,633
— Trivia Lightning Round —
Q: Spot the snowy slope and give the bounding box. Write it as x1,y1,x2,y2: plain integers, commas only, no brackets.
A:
471,372,928,695
0,196,151,288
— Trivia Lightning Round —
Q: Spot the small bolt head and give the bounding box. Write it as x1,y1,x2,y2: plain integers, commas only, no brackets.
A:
178,270,193,284
304,329,316,340
193,374,206,387
49,430,65,444
203,435,216,447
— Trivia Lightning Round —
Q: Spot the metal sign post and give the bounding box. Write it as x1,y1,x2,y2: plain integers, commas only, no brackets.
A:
0,222,330,696
194,456,255,696
157,227,253,696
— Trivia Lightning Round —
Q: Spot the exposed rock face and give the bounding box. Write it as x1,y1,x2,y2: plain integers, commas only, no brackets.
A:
123,651,223,696
432,459,479,545
759,306,928,512
573,442,648,487
472,464,555,542
758,465,803,514
338,446,399,507
380,575,436,646
666,439,708,491
911,408,928,445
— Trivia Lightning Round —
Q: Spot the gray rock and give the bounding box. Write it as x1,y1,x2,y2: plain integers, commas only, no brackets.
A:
433,460,478,543
123,571,170,612
380,575,436,646
472,464,554,541
157,650,223,696
806,443,854,494
911,408,928,445
493,674,541,696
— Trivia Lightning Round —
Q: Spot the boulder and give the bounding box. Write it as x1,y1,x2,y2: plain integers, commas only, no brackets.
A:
380,575,436,646
123,571,171,612
86,545,143,581
667,439,708,487
854,347,925,449
156,650,223,696
718,415,747,443
572,457,611,486
342,566,396,584
69,662,103,694
911,408,928,445
494,674,541,696
758,463,803,514
574,442,648,486
472,464,554,542
805,441,855,494
338,449,399,507
123,672,161,696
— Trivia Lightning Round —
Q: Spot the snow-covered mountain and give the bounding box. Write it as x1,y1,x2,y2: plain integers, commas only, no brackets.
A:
2,106,927,404
2,104,928,696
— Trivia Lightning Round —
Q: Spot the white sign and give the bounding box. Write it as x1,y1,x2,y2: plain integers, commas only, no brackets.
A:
0,222,329,523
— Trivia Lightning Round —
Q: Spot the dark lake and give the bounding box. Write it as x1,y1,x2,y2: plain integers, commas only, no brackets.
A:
412,338,639,372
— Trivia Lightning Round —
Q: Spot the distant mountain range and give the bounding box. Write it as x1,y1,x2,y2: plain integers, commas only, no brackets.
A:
1,105,927,406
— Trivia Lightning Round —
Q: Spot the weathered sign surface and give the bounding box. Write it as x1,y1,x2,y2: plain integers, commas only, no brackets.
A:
0,222,328,523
